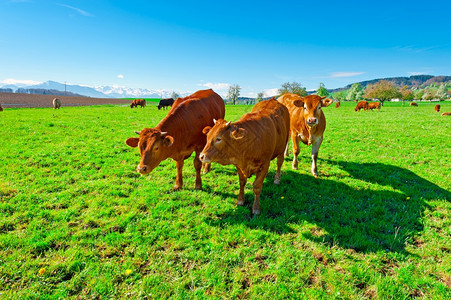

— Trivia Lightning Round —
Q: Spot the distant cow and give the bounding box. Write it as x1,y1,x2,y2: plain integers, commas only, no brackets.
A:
335,101,341,108
368,102,381,111
278,94,333,177
442,112,451,116
52,98,61,109
0,104,3,111
126,89,225,190
157,98,174,110
435,104,440,112
130,99,146,108
354,100,368,112
199,98,290,215
410,102,418,107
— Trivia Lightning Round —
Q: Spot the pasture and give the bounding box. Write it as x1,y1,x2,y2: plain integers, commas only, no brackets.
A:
0,101,450,299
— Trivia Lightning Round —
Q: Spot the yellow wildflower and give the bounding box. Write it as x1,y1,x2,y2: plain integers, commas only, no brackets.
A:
125,269,133,275
38,268,46,275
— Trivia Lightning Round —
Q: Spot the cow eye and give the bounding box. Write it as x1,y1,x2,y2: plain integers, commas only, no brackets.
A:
215,137,222,143
153,146,159,151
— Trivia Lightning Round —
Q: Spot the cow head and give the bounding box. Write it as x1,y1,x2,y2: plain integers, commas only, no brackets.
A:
293,95,333,127
199,119,245,165
125,128,174,175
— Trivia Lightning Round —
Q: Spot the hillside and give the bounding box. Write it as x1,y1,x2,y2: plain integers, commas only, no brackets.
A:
329,75,451,93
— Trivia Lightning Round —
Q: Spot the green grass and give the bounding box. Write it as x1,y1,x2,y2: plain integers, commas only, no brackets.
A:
0,101,450,299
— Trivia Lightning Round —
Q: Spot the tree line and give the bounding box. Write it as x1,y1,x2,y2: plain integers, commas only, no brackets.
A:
226,80,450,105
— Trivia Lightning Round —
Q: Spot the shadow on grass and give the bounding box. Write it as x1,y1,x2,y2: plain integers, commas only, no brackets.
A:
205,160,450,253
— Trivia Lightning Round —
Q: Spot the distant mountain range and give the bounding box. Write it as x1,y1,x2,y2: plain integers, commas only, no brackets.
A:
1,75,450,99
0,80,179,98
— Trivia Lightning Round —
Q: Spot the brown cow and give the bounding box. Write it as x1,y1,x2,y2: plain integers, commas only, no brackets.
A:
410,102,418,107
199,98,290,215
0,103,3,111
130,99,146,108
126,89,225,190
52,98,61,109
278,94,333,177
442,112,451,116
335,101,341,108
435,104,440,112
368,102,381,111
354,100,368,111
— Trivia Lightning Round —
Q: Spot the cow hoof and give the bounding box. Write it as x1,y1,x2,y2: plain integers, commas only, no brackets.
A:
274,177,281,185
195,185,202,190
252,209,261,216
237,199,245,206
312,173,319,178
292,165,298,170
173,186,182,191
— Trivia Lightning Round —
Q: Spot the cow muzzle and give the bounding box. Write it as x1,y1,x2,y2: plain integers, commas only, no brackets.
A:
306,118,318,127
199,153,211,163
137,165,151,174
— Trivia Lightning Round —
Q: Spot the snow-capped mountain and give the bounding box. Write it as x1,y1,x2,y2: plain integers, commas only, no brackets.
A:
0,80,183,98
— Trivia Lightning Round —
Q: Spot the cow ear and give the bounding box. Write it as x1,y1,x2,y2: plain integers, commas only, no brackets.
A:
163,135,174,147
231,128,246,140
293,99,304,107
202,126,212,135
321,98,334,107
126,137,139,148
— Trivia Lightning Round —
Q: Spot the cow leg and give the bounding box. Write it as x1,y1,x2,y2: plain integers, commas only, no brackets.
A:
292,133,301,170
236,167,247,206
284,140,290,157
193,152,203,190
274,153,284,185
252,163,270,215
311,137,323,178
174,160,184,190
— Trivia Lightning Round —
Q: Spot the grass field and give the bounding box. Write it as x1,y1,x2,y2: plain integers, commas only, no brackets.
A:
0,101,450,299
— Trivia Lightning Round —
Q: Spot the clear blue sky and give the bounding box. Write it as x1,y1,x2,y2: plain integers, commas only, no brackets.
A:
1,0,450,97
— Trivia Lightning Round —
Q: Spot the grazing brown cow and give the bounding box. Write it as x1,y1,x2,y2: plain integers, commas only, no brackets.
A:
130,99,146,108
278,94,333,177
368,102,381,111
410,102,418,107
52,98,61,109
354,100,368,112
435,104,440,112
335,101,341,108
199,98,290,215
126,89,225,190
442,112,451,116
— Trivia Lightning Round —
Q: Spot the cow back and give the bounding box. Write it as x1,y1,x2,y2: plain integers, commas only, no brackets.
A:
236,99,290,160
158,89,225,152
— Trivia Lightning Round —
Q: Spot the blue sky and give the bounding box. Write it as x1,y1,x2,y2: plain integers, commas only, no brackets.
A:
1,0,450,97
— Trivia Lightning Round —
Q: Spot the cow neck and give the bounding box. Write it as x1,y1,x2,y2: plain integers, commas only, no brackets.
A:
155,109,187,145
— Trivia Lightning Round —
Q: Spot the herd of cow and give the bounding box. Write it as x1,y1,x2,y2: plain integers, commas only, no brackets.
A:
126,89,335,215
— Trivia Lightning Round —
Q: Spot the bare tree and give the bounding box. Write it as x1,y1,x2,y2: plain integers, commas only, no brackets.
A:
227,84,241,105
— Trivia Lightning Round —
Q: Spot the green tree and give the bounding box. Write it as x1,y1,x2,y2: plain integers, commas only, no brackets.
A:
278,81,307,96
332,90,346,101
227,84,241,105
363,80,401,106
316,82,329,97
346,83,364,101
414,89,424,100
256,92,264,103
